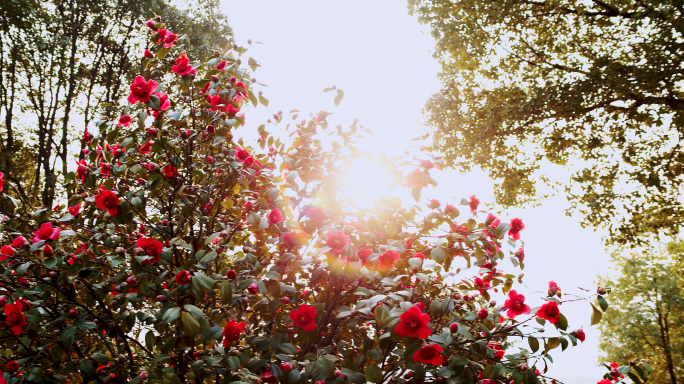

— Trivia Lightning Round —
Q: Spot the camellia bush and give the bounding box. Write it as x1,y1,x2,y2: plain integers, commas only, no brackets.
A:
0,13,653,384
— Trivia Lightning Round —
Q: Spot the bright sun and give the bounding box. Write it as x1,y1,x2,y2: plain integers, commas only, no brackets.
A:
343,159,395,203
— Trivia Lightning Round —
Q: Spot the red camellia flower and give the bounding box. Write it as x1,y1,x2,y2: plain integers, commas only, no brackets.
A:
171,52,197,77
395,306,431,339
0,172,4,192
268,208,284,225
95,189,120,216
468,195,480,213
100,162,111,176
4,303,26,335
485,213,499,227
163,164,178,179
473,277,490,293
162,31,178,48
548,281,561,295
32,222,60,243
262,372,277,383
76,159,89,182
283,232,306,249
136,237,163,261
413,344,443,365
222,319,246,346
508,218,525,241
226,270,237,279
325,230,350,255
516,247,525,262
406,169,425,188
144,49,153,58
378,250,400,271
503,290,531,319
127,76,158,104
68,203,81,216
117,115,133,127
573,327,586,342
306,207,326,226
0,245,14,261
174,271,191,285
536,301,561,324
478,308,489,319
216,60,228,71
11,236,26,248
5,361,18,373
597,380,612,384
247,282,258,294
139,140,153,155
290,304,317,332
357,248,372,265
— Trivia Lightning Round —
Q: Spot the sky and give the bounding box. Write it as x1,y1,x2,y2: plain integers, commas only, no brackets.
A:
221,1,612,382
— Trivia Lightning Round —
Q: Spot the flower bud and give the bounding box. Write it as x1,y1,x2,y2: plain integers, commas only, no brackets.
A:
156,295,166,302
211,75,219,82
144,49,153,59
597,286,607,295
206,125,215,134
180,128,190,139
43,244,53,257
449,323,459,333
477,308,488,319
282,296,290,304
69,308,79,318
207,156,214,164
148,127,158,136
404,371,413,379
138,178,146,186
213,50,220,57
229,76,237,84
0,296,7,308
140,372,148,380
116,247,125,255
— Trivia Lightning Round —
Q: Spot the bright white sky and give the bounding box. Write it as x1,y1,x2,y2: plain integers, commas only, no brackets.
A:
222,1,611,382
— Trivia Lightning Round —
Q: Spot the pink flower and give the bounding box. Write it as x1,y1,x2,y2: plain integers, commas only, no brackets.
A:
395,306,431,339
216,60,228,71
154,29,178,48
536,301,560,324
283,232,306,249
100,162,111,176
325,230,350,255
144,49,153,58
150,92,170,112
117,115,133,127
473,277,490,293
171,52,197,77
163,164,178,179
11,236,26,248
548,281,561,296
76,160,89,182
32,222,60,243
127,76,158,104
68,203,81,216
0,172,4,192
222,319,246,345
445,204,456,214
378,250,400,271
307,207,326,226
413,344,443,365
485,213,499,227
503,290,530,319
406,169,425,188
414,252,425,261
139,140,153,155
145,19,155,28
234,147,250,162
174,271,191,285
357,248,371,265
468,195,480,213
268,208,284,225
428,199,440,208
0,245,14,261
95,189,120,216
508,218,525,241
573,328,586,342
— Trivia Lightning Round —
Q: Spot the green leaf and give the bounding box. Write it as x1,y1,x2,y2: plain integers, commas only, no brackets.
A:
184,304,203,319
528,337,539,353
438,367,456,377
162,307,181,323
364,365,382,383
597,295,609,312
221,281,233,304
91,352,109,364
374,304,389,327
227,356,241,371
590,302,603,325
431,248,445,264
316,357,335,379
259,96,269,107
555,313,568,331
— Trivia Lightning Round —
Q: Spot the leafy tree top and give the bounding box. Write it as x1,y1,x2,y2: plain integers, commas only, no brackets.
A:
409,0,684,246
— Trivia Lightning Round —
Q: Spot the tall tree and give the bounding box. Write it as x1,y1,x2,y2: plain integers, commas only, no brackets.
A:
409,0,684,246
597,243,684,384
0,0,232,207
